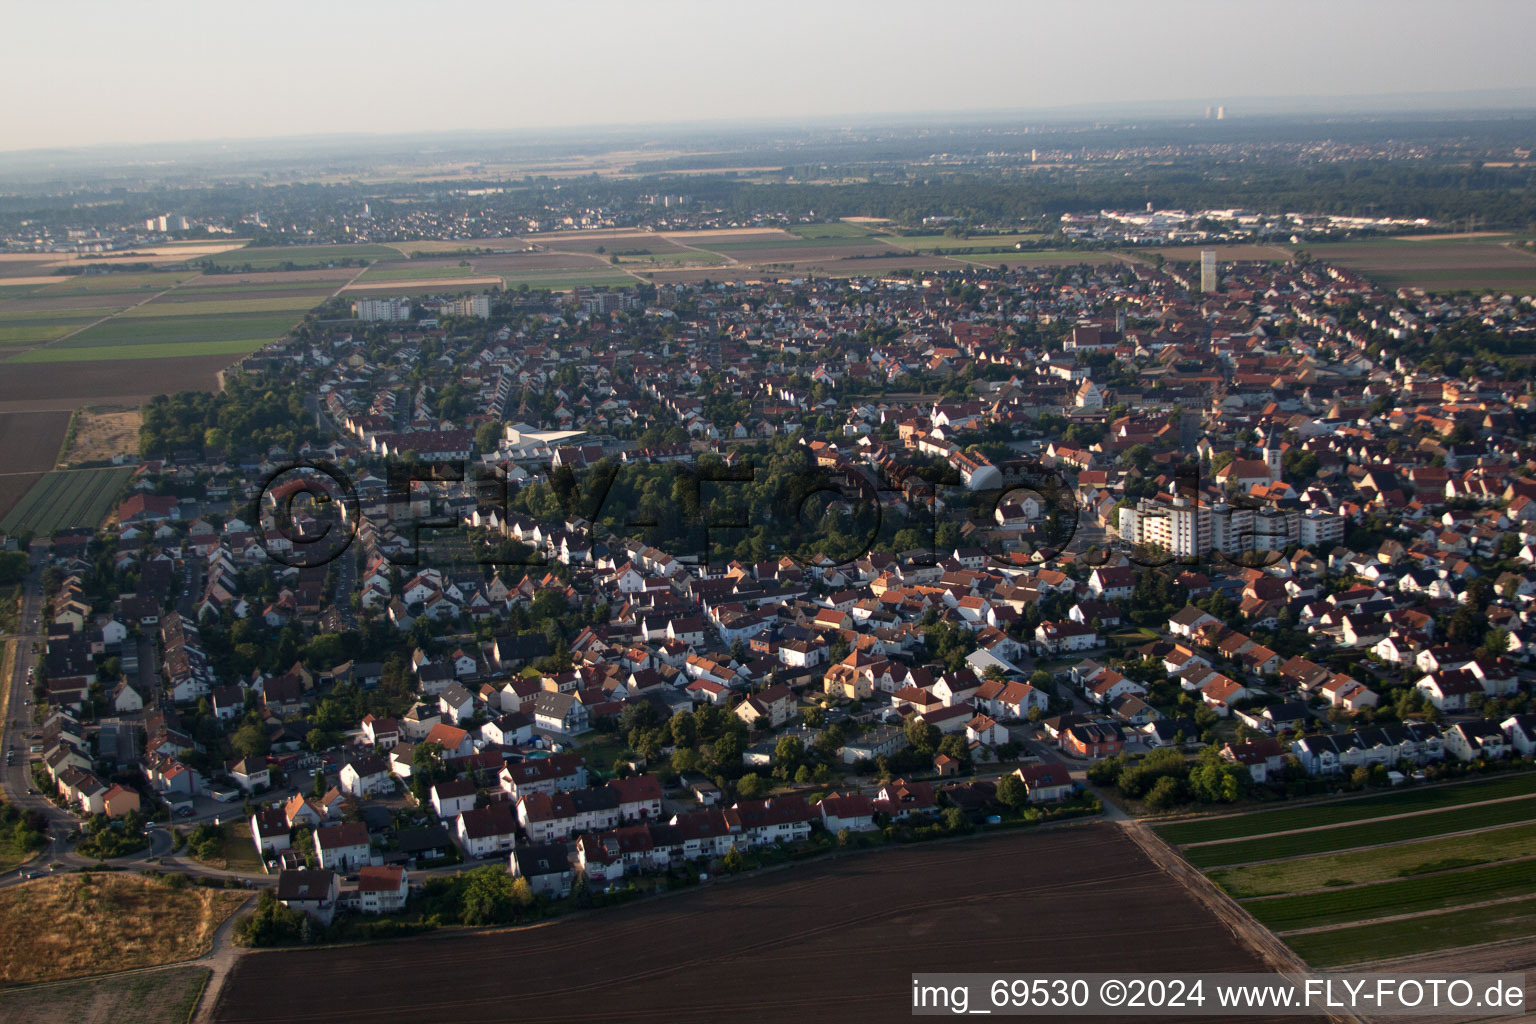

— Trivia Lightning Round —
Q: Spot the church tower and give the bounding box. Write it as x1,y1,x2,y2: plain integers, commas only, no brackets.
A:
1262,429,1283,483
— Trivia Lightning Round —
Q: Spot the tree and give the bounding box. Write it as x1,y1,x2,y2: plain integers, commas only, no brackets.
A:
669,709,698,749
459,868,516,926
1144,775,1184,811
1479,628,1511,661
773,735,805,771
475,421,503,454
311,770,327,798
510,876,535,910
994,773,1028,811
670,747,703,775
231,720,270,760
1187,749,1250,804
710,731,744,769
736,773,769,800
905,717,940,755
942,806,972,833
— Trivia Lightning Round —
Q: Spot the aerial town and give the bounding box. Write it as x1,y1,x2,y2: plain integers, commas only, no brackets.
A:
10,239,1536,947
3,4,1536,1019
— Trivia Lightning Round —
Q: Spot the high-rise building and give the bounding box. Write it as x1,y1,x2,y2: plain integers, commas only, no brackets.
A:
353,297,412,322
1200,249,1218,293
1216,105,1226,120
440,294,490,319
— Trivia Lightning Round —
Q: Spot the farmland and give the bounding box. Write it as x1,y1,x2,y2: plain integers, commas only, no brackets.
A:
1160,771,1536,968
1293,235,1536,292
0,258,329,368
53,310,307,350
0,966,211,1024
0,355,236,409
1156,771,1536,845
9,338,269,363
1244,858,1536,932
213,823,1314,1024
1180,793,1536,867
1286,896,1536,967
195,243,400,270
874,231,1051,253
1208,821,1536,897
0,467,138,534
0,410,76,522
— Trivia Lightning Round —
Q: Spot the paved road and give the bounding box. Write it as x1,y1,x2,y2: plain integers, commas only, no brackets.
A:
1,550,83,867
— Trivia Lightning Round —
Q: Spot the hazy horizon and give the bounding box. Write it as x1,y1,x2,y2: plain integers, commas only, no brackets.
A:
4,0,1535,154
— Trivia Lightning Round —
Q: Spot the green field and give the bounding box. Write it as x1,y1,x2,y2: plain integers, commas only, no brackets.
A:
35,271,196,295
1183,797,1536,867
0,467,137,534
1245,858,1536,932
1286,896,1536,967
1208,822,1536,898
199,244,400,270
54,311,304,349
1159,773,1536,846
789,222,881,239
8,338,269,363
0,320,99,345
119,294,323,317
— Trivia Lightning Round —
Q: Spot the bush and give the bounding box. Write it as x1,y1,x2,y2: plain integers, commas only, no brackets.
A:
236,890,310,947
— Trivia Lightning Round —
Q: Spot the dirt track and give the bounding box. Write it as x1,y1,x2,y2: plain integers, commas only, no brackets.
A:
213,823,1321,1024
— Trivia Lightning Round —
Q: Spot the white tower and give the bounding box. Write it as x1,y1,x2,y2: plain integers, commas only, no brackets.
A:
1262,429,1283,483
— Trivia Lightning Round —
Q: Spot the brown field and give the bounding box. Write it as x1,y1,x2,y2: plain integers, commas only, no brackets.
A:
1398,231,1512,242
213,823,1310,1024
0,873,248,985
0,410,75,520
0,474,43,528
59,407,142,466
0,275,73,287
0,354,234,410
1353,937,1536,1024
0,410,75,471
0,295,136,315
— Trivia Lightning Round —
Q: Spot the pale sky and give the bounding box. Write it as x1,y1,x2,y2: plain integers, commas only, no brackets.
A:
3,0,1534,152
